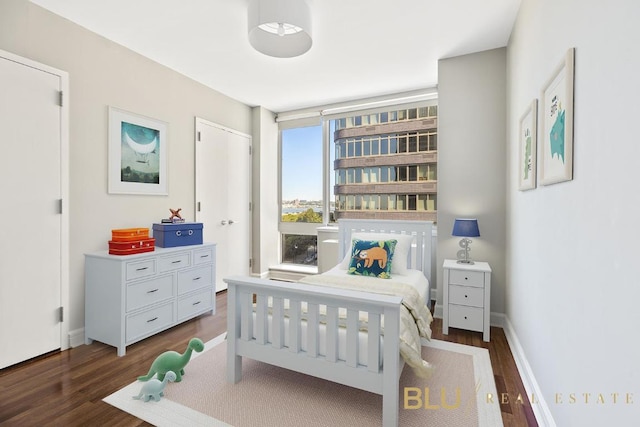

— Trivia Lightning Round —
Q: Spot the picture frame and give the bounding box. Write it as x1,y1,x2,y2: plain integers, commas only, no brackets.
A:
539,48,575,185
518,99,538,191
108,106,168,195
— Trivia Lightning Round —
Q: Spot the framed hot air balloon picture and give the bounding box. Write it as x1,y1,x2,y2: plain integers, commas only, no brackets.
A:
540,48,574,186
108,107,168,195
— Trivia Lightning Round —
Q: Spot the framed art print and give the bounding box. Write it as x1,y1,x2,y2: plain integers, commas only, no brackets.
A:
540,48,575,185
518,99,538,191
108,107,168,195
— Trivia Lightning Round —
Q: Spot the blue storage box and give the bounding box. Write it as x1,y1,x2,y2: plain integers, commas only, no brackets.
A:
152,222,203,248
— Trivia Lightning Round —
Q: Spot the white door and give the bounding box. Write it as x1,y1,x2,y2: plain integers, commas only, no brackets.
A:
195,119,251,291
0,52,67,368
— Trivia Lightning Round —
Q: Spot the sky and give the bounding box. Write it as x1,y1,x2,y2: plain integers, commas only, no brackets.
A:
281,124,324,201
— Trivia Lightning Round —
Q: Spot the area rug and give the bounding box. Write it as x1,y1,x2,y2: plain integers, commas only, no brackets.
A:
105,334,503,426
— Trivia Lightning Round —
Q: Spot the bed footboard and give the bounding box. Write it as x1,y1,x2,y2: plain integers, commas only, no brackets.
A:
224,275,404,427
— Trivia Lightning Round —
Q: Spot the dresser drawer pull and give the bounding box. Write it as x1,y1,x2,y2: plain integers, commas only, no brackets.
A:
136,266,149,271
172,260,182,264
464,316,468,320
147,288,159,294
199,254,209,259
193,276,201,281
147,317,158,323
192,301,201,306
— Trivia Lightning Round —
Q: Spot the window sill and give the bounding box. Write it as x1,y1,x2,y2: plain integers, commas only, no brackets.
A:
268,263,318,282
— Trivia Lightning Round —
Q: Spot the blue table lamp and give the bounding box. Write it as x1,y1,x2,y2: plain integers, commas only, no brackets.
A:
452,218,480,264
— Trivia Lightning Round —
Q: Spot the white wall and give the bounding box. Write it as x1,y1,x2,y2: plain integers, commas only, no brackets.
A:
437,48,507,316
507,1,640,425
0,0,252,337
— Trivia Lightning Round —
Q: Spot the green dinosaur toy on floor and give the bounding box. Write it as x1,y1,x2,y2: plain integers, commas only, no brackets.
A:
138,337,204,382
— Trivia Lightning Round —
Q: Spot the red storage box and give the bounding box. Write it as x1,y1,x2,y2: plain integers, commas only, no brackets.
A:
111,227,149,242
108,238,155,255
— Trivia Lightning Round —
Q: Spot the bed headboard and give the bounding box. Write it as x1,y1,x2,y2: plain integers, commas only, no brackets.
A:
337,219,434,286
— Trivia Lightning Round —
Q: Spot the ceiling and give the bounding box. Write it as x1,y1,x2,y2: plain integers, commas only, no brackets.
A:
30,0,521,113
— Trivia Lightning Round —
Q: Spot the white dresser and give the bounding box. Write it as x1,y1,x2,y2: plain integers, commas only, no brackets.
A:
85,243,216,356
442,259,492,342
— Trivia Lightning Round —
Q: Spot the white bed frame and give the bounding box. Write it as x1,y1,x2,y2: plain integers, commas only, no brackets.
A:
225,219,433,427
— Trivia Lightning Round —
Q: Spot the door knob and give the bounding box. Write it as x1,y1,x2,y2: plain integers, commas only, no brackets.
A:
220,220,227,225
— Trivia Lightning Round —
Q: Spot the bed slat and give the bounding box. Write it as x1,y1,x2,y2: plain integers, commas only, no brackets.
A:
346,309,359,368
255,294,267,344
325,305,339,362
307,303,319,357
240,291,253,341
289,299,301,353
368,313,381,373
272,297,284,349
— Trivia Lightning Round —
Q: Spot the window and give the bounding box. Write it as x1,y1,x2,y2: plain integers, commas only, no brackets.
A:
279,98,438,266
280,124,323,266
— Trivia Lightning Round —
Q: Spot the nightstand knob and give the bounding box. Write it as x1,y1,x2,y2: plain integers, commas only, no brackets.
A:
464,316,468,320
464,294,468,298
464,277,468,280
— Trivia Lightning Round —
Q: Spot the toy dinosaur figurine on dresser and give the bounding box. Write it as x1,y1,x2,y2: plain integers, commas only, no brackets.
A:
138,338,205,382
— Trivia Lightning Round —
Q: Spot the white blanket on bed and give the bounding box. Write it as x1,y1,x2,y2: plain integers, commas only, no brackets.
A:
299,272,435,379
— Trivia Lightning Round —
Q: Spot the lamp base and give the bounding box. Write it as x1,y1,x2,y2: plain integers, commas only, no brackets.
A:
456,238,474,264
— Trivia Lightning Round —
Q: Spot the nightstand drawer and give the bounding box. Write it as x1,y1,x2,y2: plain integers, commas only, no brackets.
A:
449,285,484,307
449,304,483,332
449,269,484,288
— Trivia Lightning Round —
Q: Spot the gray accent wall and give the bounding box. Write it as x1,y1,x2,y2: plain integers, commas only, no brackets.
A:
437,48,507,317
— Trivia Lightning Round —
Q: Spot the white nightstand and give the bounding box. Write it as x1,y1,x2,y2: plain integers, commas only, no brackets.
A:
442,259,492,342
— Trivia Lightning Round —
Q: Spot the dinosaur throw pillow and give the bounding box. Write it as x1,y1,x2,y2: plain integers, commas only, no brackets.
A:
347,239,397,279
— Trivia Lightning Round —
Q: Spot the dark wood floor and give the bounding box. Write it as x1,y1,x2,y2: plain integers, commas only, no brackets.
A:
0,292,537,426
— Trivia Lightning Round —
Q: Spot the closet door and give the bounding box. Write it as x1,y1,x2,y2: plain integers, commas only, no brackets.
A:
0,51,67,368
195,118,251,291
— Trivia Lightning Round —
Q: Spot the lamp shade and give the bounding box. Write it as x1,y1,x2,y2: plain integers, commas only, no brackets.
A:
248,0,312,58
452,218,480,238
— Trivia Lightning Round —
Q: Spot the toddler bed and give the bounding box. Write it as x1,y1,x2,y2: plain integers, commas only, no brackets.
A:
224,219,434,427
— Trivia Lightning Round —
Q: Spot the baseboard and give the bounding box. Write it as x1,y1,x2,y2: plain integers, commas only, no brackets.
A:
502,316,556,427
69,328,85,348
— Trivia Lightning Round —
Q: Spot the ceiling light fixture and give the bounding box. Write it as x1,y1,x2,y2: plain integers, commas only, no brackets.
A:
248,0,312,58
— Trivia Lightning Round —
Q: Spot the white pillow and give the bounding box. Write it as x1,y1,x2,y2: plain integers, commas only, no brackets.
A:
339,232,414,275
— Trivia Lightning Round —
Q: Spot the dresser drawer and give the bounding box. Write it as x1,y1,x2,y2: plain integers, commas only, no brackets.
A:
448,304,484,332
449,285,484,308
125,259,156,281
178,288,213,321
158,252,191,272
126,302,175,343
193,247,214,265
178,265,213,295
449,269,484,288
126,274,174,312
